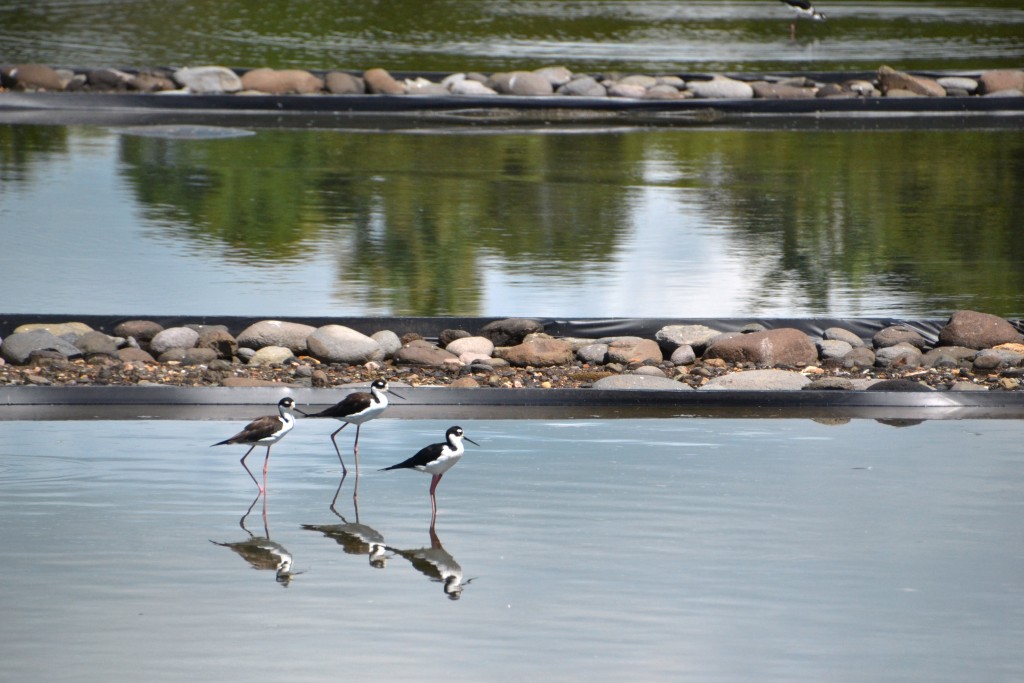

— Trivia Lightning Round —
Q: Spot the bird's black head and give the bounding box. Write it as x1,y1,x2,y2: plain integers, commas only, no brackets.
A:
279,397,296,410
372,379,389,390
447,426,480,447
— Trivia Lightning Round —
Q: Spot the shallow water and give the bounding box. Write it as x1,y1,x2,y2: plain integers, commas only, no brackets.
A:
1,417,1022,682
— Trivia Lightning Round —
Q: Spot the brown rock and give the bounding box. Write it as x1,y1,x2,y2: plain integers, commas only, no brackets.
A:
132,72,176,92
117,347,156,363
325,71,365,94
703,328,817,367
197,329,239,359
8,63,65,91
363,68,404,94
395,339,459,366
496,336,573,367
113,320,164,343
873,325,927,349
75,331,119,357
606,338,663,364
937,310,1023,349
240,68,324,94
480,318,544,346
751,82,817,99
877,65,946,97
489,71,554,96
978,69,1024,95
842,347,875,368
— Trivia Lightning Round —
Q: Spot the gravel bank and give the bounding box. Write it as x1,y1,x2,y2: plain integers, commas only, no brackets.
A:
2,312,1022,393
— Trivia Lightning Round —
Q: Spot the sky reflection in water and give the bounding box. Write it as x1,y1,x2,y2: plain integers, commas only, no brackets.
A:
0,417,1022,682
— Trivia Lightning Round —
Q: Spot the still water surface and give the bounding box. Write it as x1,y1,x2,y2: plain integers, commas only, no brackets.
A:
1,417,1022,682
2,0,1022,73
2,125,1022,318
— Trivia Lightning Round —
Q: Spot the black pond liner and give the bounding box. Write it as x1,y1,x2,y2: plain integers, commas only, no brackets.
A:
2,315,1023,421
2,70,1023,130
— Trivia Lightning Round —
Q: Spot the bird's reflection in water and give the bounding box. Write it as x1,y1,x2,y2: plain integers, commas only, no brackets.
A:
301,475,389,568
387,513,472,600
210,493,300,586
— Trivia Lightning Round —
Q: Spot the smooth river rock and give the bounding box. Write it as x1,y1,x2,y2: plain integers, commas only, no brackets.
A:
937,310,1023,349
149,327,199,355
237,320,316,353
1,330,84,364
703,328,817,367
307,325,384,363
702,369,812,391
592,375,692,391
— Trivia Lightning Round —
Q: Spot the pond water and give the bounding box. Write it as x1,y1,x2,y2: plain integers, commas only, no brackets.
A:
1,417,1021,682
2,0,1023,73
3,1,1024,320
2,125,1022,318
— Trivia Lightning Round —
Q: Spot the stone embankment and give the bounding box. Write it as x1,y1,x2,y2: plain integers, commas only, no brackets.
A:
1,310,1022,392
2,63,1023,101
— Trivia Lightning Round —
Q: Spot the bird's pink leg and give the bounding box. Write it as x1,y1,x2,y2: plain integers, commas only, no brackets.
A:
330,423,350,475
262,447,271,493
429,474,443,515
352,424,362,472
240,445,264,493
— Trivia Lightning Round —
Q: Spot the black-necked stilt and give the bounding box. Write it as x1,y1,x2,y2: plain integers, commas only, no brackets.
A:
298,379,403,475
780,0,826,38
212,397,296,493
380,425,478,514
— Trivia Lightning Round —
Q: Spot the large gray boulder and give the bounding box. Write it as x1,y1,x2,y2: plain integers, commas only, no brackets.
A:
1,330,83,364
149,327,199,355
655,324,722,353
237,320,315,353
307,325,384,364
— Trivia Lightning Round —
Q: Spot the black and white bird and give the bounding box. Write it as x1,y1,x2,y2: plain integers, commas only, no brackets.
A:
212,397,296,493
780,0,826,38
298,379,403,475
380,425,478,514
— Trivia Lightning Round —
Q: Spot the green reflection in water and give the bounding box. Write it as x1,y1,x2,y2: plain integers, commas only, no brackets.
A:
108,127,1023,317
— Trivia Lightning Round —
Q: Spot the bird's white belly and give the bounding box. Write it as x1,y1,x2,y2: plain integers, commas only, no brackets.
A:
415,452,462,476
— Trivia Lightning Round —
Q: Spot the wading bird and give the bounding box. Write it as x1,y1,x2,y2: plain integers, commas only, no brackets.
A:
381,425,479,514
212,397,296,493
780,0,826,39
298,379,403,475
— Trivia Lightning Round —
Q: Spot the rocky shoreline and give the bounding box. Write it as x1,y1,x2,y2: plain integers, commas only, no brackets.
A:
1,311,1022,393
3,63,1023,101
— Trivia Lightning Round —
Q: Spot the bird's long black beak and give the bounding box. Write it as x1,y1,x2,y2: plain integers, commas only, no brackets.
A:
464,436,480,447
389,389,406,400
